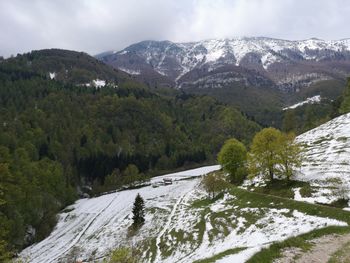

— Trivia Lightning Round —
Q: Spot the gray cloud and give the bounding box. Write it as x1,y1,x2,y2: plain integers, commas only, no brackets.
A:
0,0,349,57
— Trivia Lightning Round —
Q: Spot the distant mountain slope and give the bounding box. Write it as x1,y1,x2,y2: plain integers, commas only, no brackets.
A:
2,49,134,86
97,37,350,93
97,38,349,126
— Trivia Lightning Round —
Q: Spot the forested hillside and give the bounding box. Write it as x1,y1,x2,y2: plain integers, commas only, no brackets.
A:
0,50,260,256
281,78,350,134
3,49,132,85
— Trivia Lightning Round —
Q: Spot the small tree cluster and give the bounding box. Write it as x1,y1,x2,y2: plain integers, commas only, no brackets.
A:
248,127,303,182
202,172,229,199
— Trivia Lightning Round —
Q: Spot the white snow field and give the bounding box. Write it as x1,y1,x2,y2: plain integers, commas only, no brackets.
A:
19,165,219,262
294,112,350,204
20,162,348,263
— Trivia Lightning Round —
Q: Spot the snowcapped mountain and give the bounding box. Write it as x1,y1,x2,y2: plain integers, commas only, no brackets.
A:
97,37,350,92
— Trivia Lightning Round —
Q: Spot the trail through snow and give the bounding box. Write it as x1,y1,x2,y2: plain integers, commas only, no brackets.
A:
20,165,220,263
154,186,193,262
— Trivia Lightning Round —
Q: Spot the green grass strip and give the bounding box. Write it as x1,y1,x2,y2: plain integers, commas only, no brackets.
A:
193,247,246,263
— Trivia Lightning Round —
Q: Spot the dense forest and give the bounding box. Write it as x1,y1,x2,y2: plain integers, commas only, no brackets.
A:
0,50,260,256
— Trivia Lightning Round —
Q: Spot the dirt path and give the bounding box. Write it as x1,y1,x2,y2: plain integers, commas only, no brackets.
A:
274,233,350,263
153,190,189,263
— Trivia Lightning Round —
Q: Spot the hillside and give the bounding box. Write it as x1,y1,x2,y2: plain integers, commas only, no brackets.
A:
19,166,349,263
18,113,350,263
0,51,260,255
293,112,350,205
1,49,134,86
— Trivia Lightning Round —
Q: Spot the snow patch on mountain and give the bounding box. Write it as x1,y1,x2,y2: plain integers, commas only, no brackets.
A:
111,37,350,81
49,72,56,79
283,95,322,110
93,79,106,87
119,67,141,75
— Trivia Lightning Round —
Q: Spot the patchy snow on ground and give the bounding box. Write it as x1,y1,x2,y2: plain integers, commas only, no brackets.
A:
49,72,56,79
149,190,346,263
241,174,267,189
19,165,220,263
19,162,348,262
283,95,321,110
293,187,338,204
93,79,106,87
294,113,350,205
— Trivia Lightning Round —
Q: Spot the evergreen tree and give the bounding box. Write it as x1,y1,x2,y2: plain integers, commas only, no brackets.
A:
132,194,145,227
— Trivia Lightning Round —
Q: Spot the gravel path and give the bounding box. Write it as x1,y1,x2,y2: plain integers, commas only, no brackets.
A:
274,233,350,263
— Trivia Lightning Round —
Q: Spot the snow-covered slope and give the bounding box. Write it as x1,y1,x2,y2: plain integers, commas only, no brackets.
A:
20,166,220,262
295,113,350,204
20,163,348,263
98,37,350,91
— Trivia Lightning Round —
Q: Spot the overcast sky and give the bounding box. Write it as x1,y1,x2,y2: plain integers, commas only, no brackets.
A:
0,0,350,57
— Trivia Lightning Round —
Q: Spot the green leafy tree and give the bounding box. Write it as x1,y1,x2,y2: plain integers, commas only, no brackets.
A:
104,169,122,192
202,172,229,199
217,138,247,183
340,78,350,114
123,164,139,178
248,128,282,181
248,128,303,182
132,194,145,227
276,133,303,180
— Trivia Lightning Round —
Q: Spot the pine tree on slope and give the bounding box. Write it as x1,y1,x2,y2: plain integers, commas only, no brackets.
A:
132,193,145,227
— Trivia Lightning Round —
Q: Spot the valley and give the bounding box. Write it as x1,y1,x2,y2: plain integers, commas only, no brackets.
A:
19,113,350,263
1,10,350,262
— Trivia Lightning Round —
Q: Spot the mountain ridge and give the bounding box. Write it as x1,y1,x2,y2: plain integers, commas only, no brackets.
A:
97,37,350,92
